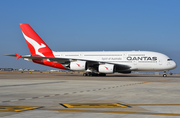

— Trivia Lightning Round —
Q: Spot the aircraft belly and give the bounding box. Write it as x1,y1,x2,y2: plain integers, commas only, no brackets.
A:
133,63,158,71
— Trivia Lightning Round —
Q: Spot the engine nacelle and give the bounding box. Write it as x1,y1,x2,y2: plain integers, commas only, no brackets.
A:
70,61,87,71
98,64,114,74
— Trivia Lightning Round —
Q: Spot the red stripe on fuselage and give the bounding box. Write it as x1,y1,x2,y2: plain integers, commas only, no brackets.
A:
33,59,67,70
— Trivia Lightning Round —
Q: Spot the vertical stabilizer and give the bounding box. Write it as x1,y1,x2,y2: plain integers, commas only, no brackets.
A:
19,24,54,57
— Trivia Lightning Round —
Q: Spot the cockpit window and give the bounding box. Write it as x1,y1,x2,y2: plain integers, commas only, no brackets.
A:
167,59,173,61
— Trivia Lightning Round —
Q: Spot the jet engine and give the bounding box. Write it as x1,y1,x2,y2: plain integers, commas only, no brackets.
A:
70,61,87,71
98,64,115,73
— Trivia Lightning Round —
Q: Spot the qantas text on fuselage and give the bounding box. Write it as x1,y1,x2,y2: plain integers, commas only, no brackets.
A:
127,57,157,61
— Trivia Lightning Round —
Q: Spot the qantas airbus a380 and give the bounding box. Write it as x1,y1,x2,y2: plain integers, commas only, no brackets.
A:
5,24,177,77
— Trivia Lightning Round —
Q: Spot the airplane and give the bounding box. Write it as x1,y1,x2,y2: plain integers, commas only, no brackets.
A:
5,24,177,77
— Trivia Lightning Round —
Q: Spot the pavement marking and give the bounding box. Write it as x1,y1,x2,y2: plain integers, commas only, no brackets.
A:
10,100,19,102
1,104,180,116
25,98,32,100
0,81,65,88
0,105,41,112
37,109,180,116
60,102,180,108
138,80,167,85
2,101,11,103
44,95,50,97
60,103,130,108
18,99,25,101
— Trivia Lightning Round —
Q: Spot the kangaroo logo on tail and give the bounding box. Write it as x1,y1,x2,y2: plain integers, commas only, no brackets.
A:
23,33,46,57
19,24,54,57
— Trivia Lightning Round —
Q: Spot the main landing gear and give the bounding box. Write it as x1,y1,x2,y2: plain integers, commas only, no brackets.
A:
83,72,106,76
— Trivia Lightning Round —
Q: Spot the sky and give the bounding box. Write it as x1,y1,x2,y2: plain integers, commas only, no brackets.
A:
0,0,180,73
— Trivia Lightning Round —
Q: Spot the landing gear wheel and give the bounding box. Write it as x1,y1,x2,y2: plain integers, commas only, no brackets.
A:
99,73,106,76
91,73,96,76
87,73,92,76
163,74,167,77
83,73,106,77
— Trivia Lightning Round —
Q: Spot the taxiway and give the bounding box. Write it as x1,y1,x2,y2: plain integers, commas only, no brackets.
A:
0,72,180,118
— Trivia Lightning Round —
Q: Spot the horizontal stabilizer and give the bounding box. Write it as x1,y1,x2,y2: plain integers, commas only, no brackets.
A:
4,54,17,57
15,53,21,60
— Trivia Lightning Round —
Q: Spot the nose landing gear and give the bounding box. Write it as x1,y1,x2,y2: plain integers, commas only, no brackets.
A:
163,74,167,77
163,71,167,77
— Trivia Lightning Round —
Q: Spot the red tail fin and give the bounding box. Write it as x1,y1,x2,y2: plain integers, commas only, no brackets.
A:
19,24,54,57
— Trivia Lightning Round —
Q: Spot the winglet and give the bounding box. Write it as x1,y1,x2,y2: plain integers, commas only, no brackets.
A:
15,53,21,60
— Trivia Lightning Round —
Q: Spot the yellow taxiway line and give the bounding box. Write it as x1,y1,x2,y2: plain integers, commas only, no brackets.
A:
60,103,129,108
1,104,180,116
0,105,41,112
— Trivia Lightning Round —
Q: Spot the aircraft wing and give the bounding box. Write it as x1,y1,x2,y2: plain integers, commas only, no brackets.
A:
5,54,131,70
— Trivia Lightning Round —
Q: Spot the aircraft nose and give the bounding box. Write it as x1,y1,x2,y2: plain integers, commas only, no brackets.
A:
167,60,177,70
172,61,177,69
171,61,177,69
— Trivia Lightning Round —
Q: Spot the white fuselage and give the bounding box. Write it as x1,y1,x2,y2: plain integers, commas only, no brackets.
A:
53,51,177,72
